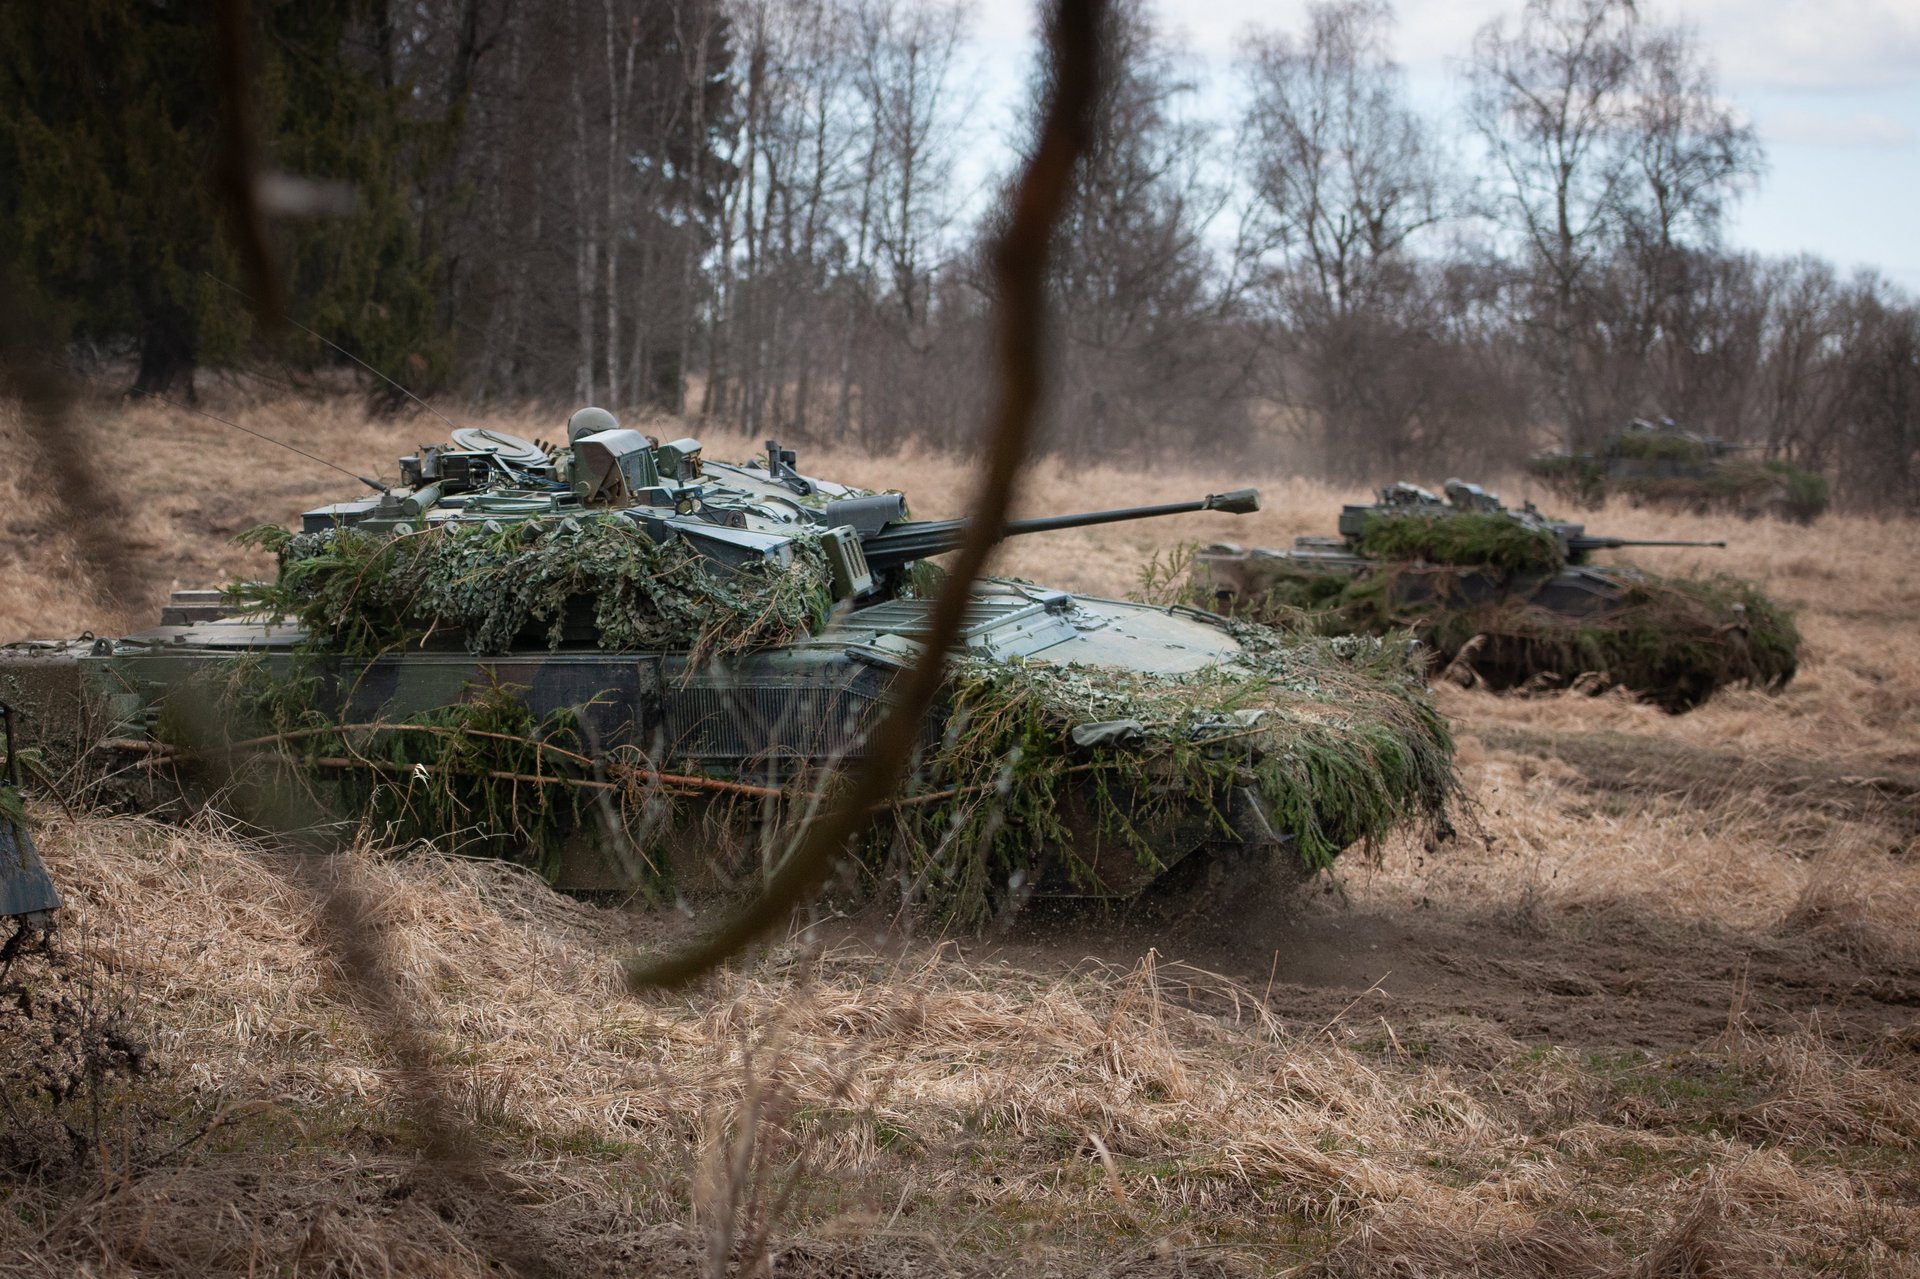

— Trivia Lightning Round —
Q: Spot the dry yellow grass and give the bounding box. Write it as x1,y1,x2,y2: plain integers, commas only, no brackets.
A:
4,391,1920,1275
9,812,1920,1276
8,803,1920,1275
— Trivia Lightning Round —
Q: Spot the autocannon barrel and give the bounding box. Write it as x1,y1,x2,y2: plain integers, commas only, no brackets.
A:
858,489,1261,572
1566,535,1728,552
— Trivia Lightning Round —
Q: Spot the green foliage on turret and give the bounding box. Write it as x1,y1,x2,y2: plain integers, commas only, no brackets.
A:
232,516,833,664
1602,431,1713,464
1356,512,1565,574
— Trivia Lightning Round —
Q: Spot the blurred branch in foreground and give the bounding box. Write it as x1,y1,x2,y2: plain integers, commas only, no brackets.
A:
625,0,1107,990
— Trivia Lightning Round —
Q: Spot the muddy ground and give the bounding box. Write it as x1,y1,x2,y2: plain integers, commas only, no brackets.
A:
981,877,1919,1051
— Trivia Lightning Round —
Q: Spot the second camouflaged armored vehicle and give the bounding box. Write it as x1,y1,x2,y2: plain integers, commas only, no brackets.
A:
0,411,1455,925
1192,478,1799,713
1528,417,1829,522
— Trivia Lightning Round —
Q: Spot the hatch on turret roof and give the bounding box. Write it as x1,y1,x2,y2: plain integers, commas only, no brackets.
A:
573,429,661,502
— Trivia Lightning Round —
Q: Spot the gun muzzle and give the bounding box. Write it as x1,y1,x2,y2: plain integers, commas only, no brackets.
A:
1205,488,1261,515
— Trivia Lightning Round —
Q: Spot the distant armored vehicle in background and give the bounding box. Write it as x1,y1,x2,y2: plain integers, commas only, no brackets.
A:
1528,417,1829,522
1192,478,1798,713
0,411,1455,926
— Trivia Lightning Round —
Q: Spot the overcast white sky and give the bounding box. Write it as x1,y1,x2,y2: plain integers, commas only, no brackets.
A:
955,0,1920,289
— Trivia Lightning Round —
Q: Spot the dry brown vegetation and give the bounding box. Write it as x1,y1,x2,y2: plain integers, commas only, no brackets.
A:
4,393,1919,1275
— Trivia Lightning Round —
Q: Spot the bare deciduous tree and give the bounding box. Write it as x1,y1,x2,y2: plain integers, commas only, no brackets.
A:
858,0,966,332
1238,0,1452,474
1466,0,1759,447
1011,0,1244,457
1240,0,1441,319
1466,0,1638,446
844,0,971,448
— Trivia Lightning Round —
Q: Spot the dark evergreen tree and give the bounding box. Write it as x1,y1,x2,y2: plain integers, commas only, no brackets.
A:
0,1,446,400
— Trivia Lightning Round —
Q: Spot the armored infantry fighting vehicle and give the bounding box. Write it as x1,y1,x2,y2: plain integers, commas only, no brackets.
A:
1528,417,1829,522
0,410,1454,924
1193,478,1799,713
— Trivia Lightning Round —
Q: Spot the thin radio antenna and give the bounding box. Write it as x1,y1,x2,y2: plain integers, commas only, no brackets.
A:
133,386,387,492
204,271,462,435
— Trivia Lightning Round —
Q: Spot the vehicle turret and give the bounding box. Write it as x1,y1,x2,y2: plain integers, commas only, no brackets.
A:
1322,477,1725,568
292,415,1261,608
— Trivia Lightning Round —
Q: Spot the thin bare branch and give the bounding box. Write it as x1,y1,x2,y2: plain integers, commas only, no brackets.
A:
624,0,1106,990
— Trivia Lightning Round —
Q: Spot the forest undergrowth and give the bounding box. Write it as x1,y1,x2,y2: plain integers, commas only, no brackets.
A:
3,394,1918,1275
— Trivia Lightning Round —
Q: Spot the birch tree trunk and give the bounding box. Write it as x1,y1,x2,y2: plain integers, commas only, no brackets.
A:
570,9,598,405
672,0,712,417
603,0,639,408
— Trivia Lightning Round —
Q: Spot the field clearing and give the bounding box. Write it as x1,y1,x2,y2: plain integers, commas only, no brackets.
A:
4,392,1919,1275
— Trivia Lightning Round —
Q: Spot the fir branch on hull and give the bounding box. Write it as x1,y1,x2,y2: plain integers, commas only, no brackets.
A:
1612,461,1830,525
883,632,1455,928
155,668,620,877
1455,573,1799,711
1526,445,1829,523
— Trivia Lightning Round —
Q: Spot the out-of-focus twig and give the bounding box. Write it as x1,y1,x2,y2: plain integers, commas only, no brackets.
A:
626,0,1105,990
1,7,533,1262
210,0,284,328
0,272,142,615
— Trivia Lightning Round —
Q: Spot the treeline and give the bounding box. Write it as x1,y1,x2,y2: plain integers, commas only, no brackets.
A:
2,0,1916,508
